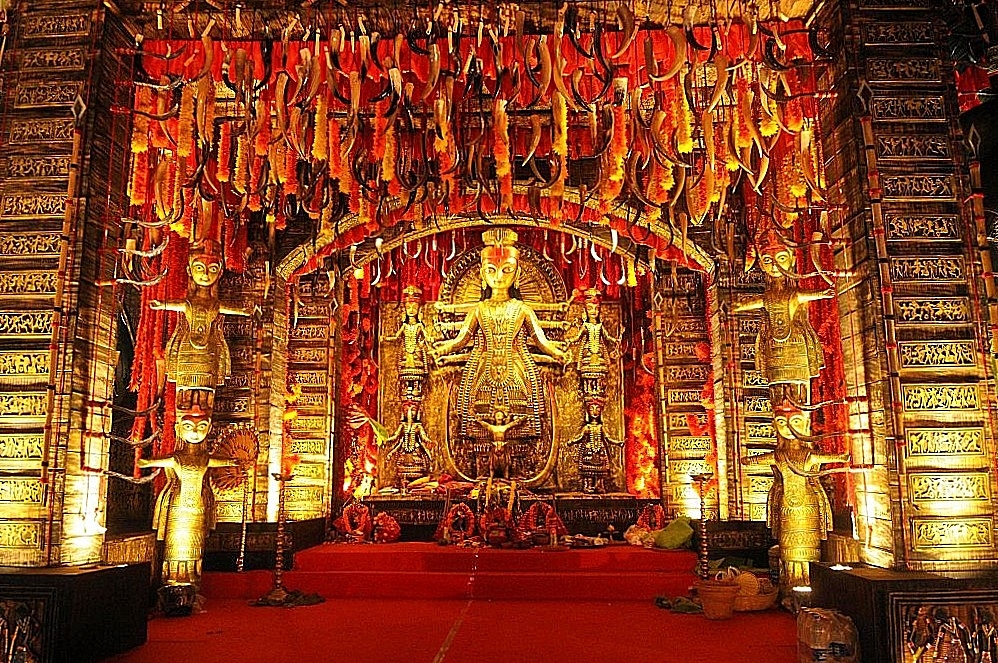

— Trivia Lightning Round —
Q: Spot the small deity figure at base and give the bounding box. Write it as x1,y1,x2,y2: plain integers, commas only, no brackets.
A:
741,404,850,590
564,288,621,401
137,403,236,608
151,239,251,410
474,410,525,480
567,400,623,494
380,403,434,490
733,224,834,406
381,285,432,402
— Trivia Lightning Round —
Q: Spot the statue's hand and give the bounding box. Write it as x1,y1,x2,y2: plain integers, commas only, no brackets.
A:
136,457,151,468
149,300,165,310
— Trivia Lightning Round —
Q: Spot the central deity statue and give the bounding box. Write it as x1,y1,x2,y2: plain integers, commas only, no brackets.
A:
433,229,569,473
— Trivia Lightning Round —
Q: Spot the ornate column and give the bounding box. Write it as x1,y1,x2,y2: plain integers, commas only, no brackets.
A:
819,0,998,571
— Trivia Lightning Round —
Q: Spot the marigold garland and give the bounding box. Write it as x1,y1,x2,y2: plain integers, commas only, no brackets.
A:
328,114,343,182
131,87,152,153
676,84,694,154
493,98,513,212
550,90,568,223
601,103,628,214
312,93,328,162
217,123,232,182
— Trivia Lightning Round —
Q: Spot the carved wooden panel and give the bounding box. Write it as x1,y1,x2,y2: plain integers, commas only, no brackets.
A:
901,384,980,412
19,47,87,72
8,118,74,145
19,13,91,40
862,22,935,45
885,213,960,240
894,297,972,325
882,174,957,202
866,58,942,84
13,81,83,109
898,341,976,369
875,135,950,161
871,96,947,122
911,518,993,549
890,257,964,283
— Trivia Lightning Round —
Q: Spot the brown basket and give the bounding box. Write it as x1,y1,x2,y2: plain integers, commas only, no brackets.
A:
734,588,779,612
696,580,740,620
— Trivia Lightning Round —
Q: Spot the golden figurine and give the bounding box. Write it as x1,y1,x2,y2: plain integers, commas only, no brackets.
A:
567,400,624,494
433,229,569,445
742,404,850,590
380,403,434,490
564,287,621,401
137,402,237,612
474,410,526,479
381,285,432,402
733,226,834,405
151,239,250,409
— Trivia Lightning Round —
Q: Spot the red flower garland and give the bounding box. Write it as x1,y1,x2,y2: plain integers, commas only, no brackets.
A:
372,512,401,544
333,502,373,541
434,503,475,543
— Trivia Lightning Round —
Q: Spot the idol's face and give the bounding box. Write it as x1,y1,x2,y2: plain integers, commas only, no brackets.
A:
774,410,809,441
189,255,223,287
404,300,420,318
585,300,600,321
481,255,518,292
759,249,794,278
176,414,212,444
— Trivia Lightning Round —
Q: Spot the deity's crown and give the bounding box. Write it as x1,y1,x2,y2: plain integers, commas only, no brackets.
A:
402,285,422,302
583,287,603,303
481,228,519,261
190,238,224,266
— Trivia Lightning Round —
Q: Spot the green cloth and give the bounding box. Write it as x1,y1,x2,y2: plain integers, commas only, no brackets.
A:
653,517,694,549
655,596,702,613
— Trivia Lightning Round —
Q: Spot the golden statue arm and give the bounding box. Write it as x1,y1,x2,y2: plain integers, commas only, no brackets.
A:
732,295,765,313
434,308,477,356
525,307,568,360
149,299,187,312
219,302,254,317
137,456,177,469
741,451,775,467
208,457,238,468
796,287,836,304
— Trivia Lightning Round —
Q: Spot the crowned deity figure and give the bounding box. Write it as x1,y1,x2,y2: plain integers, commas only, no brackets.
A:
567,399,623,494
433,229,569,449
137,402,237,613
564,287,621,401
380,403,434,490
732,225,834,407
381,285,432,402
151,239,251,411
741,404,850,590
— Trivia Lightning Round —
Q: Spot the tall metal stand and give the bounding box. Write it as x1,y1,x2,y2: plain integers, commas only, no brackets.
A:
257,472,294,605
691,472,714,580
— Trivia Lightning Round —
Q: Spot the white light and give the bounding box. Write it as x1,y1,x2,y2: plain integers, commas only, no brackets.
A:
829,564,853,571
791,586,812,593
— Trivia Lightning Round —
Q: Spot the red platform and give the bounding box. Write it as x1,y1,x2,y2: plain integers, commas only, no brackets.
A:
202,543,698,601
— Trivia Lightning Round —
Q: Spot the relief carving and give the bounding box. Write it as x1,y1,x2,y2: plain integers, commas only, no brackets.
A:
0,352,50,380
882,175,956,201
14,81,83,108
669,436,712,455
747,422,776,439
0,234,61,257
741,344,757,360
860,0,930,7
1,194,66,219
289,416,326,433
0,522,42,548
913,518,993,547
909,473,989,501
895,298,972,324
668,389,701,405
744,396,772,413
6,155,71,180
885,214,960,240
863,22,935,44
20,13,91,38
890,257,964,282
8,118,74,145
0,479,43,503
871,96,946,122
739,318,761,334
901,384,980,411
749,476,774,493
668,412,707,430
670,460,712,476
674,318,707,334
0,312,53,337
20,47,86,71
0,272,58,296
667,365,709,382
0,393,47,418
0,434,44,460
743,371,768,387
289,438,326,455
288,347,327,364
898,341,976,368
295,393,327,409
297,303,330,318
663,342,697,358
867,58,941,83
290,324,328,340
214,397,249,414
293,371,327,387
907,428,984,455
875,135,950,160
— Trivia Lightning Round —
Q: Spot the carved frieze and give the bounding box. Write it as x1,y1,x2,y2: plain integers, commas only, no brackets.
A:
871,96,947,122
740,345,757,360
293,463,326,480
223,320,252,337
289,438,326,455
668,412,707,430
667,365,709,383
0,234,61,259
743,371,768,387
912,518,993,548
225,374,251,389
284,487,323,504
0,434,44,462
670,460,713,477
866,58,941,84
0,352,49,384
863,22,935,45
295,393,327,409
0,272,57,297
293,371,327,387
14,81,83,109
663,342,697,359
20,47,86,72
901,384,980,411
6,156,71,180
0,478,43,504
895,297,972,324
1,194,66,219
20,13,91,39
898,341,976,368
875,135,950,161
289,416,326,434
860,0,930,8
907,427,984,456
749,476,774,494
668,389,702,405
8,118,74,145
885,213,960,240
890,257,964,282
0,522,42,548
747,422,776,439
214,397,249,414
668,436,712,455
296,303,330,318
744,396,772,414
748,503,768,521
288,347,327,364
673,318,707,335
909,472,990,502
290,324,328,340
0,393,47,419
882,175,956,201
739,318,761,334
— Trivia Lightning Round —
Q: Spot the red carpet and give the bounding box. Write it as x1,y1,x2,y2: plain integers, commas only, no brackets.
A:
107,598,799,663
202,543,700,601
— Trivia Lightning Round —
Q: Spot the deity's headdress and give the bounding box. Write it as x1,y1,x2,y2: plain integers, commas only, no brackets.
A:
582,287,603,305
481,228,519,263
745,220,793,273
402,285,422,302
189,238,224,268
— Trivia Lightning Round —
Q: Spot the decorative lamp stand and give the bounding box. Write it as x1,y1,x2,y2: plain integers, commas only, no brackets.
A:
255,472,304,606
691,472,714,580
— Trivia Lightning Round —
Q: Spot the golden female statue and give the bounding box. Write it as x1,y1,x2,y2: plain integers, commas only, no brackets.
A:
733,226,833,404
433,229,569,444
151,239,250,409
567,400,623,494
381,285,432,402
565,288,621,375
380,403,434,489
137,403,236,603
742,404,850,589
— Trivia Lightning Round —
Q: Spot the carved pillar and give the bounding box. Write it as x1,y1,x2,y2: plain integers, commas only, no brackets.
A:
0,2,130,565
820,0,998,571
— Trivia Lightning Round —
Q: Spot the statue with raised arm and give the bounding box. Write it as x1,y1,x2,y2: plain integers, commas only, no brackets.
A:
433,229,569,446
474,410,526,479
741,403,851,590
567,400,624,494
732,224,834,406
380,403,434,490
151,239,251,410
381,285,432,402
564,287,621,401
136,401,237,614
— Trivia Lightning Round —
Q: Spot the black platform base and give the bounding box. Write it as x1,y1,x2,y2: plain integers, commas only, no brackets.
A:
0,562,149,663
204,517,326,571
